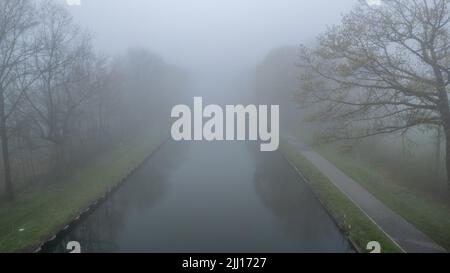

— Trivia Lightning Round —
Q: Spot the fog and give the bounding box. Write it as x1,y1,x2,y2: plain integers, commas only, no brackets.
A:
68,0,356,80
3,0,449,254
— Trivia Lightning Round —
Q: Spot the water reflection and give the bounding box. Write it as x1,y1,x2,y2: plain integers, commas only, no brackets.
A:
250,144,352,252
48,142,188,252
47,141,351,253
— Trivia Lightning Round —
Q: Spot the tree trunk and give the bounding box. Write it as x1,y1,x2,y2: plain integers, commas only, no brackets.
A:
444,126,450,190
436,127,442,182
439,105,450,191
435,77,450,191
0,91,14,201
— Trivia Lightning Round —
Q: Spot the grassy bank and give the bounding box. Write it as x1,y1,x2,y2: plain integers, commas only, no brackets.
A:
0,132,167,253
316,146,450,251
280,141,402,253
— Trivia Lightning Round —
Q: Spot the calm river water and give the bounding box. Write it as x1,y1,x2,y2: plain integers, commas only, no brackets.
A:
46,140,352,253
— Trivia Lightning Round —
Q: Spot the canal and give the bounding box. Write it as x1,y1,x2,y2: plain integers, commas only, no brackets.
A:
46,140,352,253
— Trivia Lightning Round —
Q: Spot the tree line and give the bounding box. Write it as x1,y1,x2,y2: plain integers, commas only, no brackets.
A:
298,0,450,190
0,0,186,201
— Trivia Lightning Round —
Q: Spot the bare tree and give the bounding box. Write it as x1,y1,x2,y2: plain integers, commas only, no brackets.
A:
298,0,450,188
25,1,98,169
0,0,187,200
0,0,37,200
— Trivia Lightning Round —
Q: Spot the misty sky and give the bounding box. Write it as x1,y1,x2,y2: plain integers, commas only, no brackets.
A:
66,0,357,78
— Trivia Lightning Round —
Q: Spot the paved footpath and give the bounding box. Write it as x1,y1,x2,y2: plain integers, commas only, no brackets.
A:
284,134,447,253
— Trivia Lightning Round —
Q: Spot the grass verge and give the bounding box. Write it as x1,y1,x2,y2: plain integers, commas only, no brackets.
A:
280,141,403,253
316,146,450,252
0,132,167,253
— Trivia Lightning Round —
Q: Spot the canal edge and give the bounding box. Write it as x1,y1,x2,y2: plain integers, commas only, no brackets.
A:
32,138,171,253
278,150,363,253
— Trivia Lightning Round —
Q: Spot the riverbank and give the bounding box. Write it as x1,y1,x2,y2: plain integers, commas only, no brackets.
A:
0,132,167,253
280,141,403,253
315,146,450,252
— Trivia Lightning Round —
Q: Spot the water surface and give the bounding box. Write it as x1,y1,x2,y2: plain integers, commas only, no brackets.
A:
47,141,352,253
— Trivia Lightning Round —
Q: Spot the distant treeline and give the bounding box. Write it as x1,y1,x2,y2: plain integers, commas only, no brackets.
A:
0,0,187,201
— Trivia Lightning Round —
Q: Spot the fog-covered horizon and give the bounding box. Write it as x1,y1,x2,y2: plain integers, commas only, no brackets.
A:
67,0,357,76
2,0,450,255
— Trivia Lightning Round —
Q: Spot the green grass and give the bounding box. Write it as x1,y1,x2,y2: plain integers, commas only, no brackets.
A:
280,141,402,253
0,132,167,253
316,146,450,251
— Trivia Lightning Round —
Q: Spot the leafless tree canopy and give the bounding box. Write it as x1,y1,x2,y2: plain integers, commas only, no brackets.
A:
0,0,186,200
299,0,450,139
298,0,450,185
